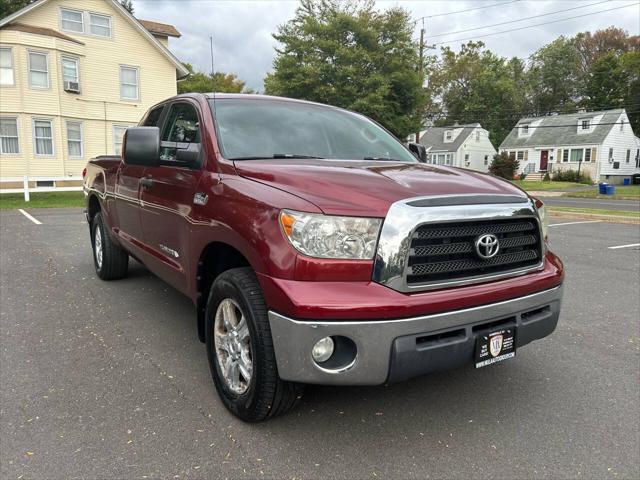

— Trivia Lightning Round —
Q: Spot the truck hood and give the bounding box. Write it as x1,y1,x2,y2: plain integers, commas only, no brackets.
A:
234,159,528,217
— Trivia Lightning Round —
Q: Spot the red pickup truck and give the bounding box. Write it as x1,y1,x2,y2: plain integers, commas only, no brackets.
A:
84,93,564,422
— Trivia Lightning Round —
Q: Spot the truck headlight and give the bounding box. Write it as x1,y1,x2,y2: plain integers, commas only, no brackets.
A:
279,210,382,259
534,198,549,240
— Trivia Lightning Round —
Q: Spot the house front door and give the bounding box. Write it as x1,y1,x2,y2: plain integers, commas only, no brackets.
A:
540,150,549,171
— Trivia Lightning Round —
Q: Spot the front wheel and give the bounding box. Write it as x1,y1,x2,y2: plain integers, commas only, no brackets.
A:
205,267,303,422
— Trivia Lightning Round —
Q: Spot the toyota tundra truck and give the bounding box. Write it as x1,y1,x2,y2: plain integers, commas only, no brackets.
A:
83,93,564,422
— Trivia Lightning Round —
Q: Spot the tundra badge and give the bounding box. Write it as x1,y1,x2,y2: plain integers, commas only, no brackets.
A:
193,192,208,206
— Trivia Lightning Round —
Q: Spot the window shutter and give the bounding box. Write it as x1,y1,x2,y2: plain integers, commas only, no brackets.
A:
557,149,562,163
591,148,597,162
524,150,528,161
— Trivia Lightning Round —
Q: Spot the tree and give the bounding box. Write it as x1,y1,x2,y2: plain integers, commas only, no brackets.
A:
178,63,253,94
0,0,34,19
264,0,426,139
427,42,525,147
120,0,134,14
489,152,519,180
580,53,626,111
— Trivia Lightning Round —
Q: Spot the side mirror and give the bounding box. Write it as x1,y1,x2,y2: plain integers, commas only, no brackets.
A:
175,143,202,166
408,142,427,163
123,127,160,167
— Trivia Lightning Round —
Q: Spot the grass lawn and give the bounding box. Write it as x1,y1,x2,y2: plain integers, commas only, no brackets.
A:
563,185,640,201
548,206,640,219
511,180,587,191
0,192,85,210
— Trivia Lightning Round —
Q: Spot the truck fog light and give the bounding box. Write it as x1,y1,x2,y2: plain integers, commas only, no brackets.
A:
312,336,334,363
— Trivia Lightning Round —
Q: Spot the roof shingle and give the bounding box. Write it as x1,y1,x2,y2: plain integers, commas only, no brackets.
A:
418,123,480,152
138,19,181,38
1,22,84,45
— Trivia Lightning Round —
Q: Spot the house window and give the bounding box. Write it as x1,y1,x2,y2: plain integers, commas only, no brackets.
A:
626,149,631,164
475,131,480,142
620,121,624,132
563,150,569,162
113,125,129,155
484,155,489,165
445,130,452,141
609,148,614,161
0,48,14,85
437,154,445,165
570,148,583,162
28,51,49,88
0,117,19,154
584,148,591,162
66,121,83,157
89,13,112,37
33,119,54,156
520,124,529,136
60,8,84,33
636,149,639,168
464,153,470,163
516,151,524,161
580,119,590,131
62,56,79,85
120,66,139,100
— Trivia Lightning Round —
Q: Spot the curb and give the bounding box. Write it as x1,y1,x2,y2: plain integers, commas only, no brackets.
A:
549,210,640,225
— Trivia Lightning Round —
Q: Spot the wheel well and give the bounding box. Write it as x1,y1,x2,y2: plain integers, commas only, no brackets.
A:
87,195,101,224
196,242,251,342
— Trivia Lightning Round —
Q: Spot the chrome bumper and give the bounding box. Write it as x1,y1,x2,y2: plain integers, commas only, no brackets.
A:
268,285,563,385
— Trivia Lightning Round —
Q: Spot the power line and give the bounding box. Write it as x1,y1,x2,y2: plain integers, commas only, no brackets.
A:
412,0,522,22
432,3,639,46
429,0,611,38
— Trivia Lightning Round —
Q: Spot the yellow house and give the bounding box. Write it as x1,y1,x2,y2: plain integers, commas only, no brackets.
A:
0,0,188,182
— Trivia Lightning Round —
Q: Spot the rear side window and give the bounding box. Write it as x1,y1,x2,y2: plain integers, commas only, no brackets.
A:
142,105,164,127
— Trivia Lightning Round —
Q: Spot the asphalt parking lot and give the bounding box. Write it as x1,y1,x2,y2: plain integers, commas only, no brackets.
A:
1,208,639,479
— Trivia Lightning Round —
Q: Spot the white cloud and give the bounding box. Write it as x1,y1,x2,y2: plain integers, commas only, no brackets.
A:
133,0,640,91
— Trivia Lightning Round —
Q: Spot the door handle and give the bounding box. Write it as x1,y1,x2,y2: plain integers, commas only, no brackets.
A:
139,176,154,189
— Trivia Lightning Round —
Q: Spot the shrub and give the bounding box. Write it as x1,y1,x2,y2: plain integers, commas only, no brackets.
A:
489,152,520,180
551,169,592,184
543,172,550,181
519,173,527,181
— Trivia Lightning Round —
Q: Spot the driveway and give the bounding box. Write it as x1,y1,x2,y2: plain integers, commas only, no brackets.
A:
541,196,640,212
1,209,639,479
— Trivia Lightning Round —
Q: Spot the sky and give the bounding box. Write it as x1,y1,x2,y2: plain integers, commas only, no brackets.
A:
132,0,640,91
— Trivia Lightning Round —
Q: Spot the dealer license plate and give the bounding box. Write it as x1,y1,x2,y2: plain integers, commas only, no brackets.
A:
474,328,516,368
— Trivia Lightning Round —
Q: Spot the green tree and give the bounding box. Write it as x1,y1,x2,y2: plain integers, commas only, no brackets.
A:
489,151,519,180
580,53,626,110
120,0,134,14
264,0,425,138
0,0,34,19
427,42,524,147
178,63,253,94
528,37,581,115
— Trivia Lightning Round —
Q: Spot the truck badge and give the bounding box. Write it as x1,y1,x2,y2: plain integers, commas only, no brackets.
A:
475,233,499,260
193,192,208,206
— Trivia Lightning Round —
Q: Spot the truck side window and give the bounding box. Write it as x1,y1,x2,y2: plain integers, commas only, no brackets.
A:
160,103,200,163
142,105,164,127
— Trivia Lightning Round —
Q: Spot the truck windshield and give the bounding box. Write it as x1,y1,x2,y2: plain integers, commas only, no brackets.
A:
209,98,417,163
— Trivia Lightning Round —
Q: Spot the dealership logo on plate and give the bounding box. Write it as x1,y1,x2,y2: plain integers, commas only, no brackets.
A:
489,334,503,357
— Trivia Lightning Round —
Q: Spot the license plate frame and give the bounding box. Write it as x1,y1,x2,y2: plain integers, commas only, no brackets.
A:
474,328,516,368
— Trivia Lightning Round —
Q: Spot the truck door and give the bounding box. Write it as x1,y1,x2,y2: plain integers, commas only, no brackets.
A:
113,104,166,251
139,101,203,294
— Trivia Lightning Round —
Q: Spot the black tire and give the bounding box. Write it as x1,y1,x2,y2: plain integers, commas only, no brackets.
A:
91,212,129,280
205,267,304,422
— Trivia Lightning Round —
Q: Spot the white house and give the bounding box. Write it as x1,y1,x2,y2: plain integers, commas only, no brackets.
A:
500,109,640,184
418,123,496,172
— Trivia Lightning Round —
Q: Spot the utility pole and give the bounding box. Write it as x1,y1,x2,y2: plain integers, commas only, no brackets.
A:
210,36,215,91
415,20,426,143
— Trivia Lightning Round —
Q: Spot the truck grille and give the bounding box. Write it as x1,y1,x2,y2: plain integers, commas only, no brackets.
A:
406,218,542,286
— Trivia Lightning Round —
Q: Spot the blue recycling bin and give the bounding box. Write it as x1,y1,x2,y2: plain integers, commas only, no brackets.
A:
623,178,631,186
604,184,615,195
599,183,608,194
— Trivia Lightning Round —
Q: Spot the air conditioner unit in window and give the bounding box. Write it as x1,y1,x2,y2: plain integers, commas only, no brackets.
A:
63,81,80,93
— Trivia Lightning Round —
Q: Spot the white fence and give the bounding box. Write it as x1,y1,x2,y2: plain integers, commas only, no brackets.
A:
0,176,83,201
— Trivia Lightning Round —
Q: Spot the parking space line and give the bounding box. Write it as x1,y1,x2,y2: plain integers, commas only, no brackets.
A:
608,243,640,250
18,209,42,225
549,220,601,227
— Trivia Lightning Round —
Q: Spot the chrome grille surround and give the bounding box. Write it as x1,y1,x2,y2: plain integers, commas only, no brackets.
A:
372,194,545,292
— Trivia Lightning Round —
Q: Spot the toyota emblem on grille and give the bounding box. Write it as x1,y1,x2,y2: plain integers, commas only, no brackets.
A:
475,233,500,260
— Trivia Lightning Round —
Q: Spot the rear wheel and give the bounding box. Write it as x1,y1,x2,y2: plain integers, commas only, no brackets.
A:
205,267,304,422
91,212,129,280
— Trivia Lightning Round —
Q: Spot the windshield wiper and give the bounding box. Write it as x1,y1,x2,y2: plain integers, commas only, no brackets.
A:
363,156,405,162
230,154,324,160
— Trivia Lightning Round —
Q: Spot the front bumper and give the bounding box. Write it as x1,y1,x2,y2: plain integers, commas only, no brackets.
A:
268,284,563,385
